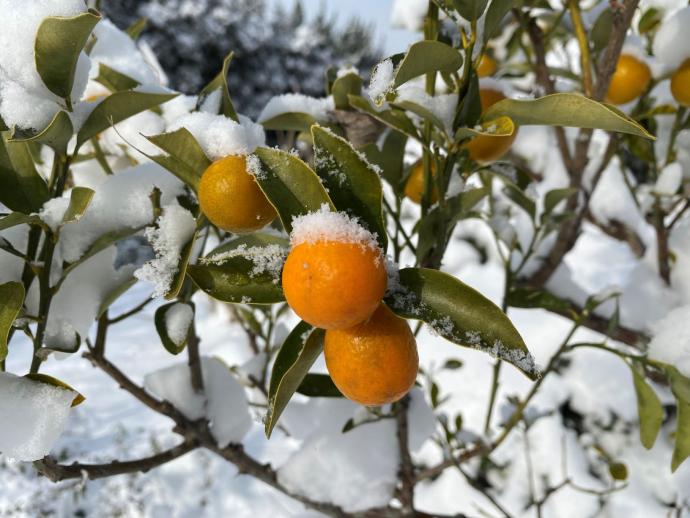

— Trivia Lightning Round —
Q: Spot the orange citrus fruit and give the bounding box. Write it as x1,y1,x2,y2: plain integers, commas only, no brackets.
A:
477,54,497,78
467,88,517,163
324,304,418,406
605,54,651,105
198,155,276,233
282,240,387,329
404,160,438,204
671,59,690,107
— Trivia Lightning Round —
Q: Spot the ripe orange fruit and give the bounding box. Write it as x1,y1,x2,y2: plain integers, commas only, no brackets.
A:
605,54,651,105
477,54,497,78
671,59,690,107
324,304,418,406
198,155,276,233
467,88,517,163
404,160,438,204
282,240,387,329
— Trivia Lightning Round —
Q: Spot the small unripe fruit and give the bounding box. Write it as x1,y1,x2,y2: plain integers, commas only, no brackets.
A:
671,59,690,107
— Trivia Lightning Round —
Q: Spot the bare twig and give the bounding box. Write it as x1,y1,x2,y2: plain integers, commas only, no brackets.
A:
394,396,416,516
187,321,204,393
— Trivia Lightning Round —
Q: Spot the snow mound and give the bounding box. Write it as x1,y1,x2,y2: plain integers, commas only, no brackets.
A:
37,198,71,232
0,372,75,461
368,58,395,102
135,204,196,298
165,303,194,346
290,204,380,250
653,6,690,69
144,357,252,447
258,93,334,123
654,162,682,195
648,305,690,377
169,112,265,160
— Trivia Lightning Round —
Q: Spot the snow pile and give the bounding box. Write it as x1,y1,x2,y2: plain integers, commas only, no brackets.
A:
391,0,429,31
165,303,194,346
290,204,380,250
144,357,252,446
396,85,458,133
0,0,91,130
653,6,690,70
169,113,265,160
258,93,334,123
38,198,71,232
99,109,166,161
0,371,75,461
368,59,395,102
135,204,196,298
648,305,690,377
59,163,186,263
654,162,683,195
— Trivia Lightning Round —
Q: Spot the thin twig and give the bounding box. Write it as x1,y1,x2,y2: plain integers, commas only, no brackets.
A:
395,396,416,516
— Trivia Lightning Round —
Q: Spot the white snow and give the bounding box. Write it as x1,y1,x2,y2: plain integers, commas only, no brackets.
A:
0,0,91,130
289,204,379,250
258,93,334,123
653,6,690,70
202,243,286,283
654,162,683,195
648,305,690,377
135,204,196,298
391,0,429,31
164,303,194,346
144,357,252,447
37,198,71,232
396,85,458,133
368,58,395,102
0,371,75,461
169,112,266,160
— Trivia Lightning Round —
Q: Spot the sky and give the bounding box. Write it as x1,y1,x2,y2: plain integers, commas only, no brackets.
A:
273,0,419,55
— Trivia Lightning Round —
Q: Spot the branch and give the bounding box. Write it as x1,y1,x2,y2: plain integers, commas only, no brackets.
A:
395,396,416,515
187,321,204,393
34,441,197,482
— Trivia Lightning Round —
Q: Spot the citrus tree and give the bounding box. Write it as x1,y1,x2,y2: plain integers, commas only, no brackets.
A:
1,0,690,516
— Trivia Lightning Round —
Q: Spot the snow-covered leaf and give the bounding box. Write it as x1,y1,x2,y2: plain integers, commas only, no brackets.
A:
483,93,655,139
394,41,463,89
76,90,178,150
311,125,387,250
34,11,101,100
455,116,515,140
348,95,421,141
62,187,95,225
252,147,334,233
154,301,193,355
296,373,343,398
0,282,24,362
10,110,73,153
197,52,239,122
146,128,210,192
386,268,538,379
0,138,50,213
630,365,663,450
266,322,324,438
24,373,85,407
94,63,141,92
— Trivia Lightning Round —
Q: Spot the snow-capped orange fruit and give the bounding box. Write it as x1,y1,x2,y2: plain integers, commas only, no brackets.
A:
324,304,418,406
671,59,690,107
467,88,517,164
477,54,497,77
404,160,438,204
605,54,651,105
282,239,387,330
198,155,276,233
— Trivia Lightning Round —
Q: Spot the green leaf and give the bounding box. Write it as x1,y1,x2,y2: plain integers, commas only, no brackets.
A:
664,366,690,471
0,282,24,362
506,287,573,313
332,72,363,110
0,138,50,213
386,268,537,379
76,91,179,150
154,302,193,355
260,112,322,132
97,278,137,318
455,116,516,140
146,128,211,192
265,322,324,437
10,111,74,153
35,11,101,100
483,0,513,42
392,99,448,133
24,373,85,407
62,187,95,224
452,0,489,21
187,234,287,304
638,7,661,34
360,130,408,193
393,41,463,89
125,17,148,40
543,187,578,215
252,147,334,233
348,95,421,142
502,182,536,220
296,373,343,397
94,63,141,92
0,212,40,232
630,365,663,450
166,227,198,301
591,9,614,53
197,52,239,122
483,93,655,139
311,125,387,250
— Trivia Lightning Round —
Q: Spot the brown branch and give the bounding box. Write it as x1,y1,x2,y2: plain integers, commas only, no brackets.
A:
584,210,646,257
395,396,416,516
34,441,197,482
187,321,204,393
652,199,671,284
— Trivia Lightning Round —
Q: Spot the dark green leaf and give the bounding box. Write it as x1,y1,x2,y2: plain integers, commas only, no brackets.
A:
452,0,489,21
10,111,73,153
348,95,421,142
197,52,238,121
62,187,95,224
332,72,363,110
386,268,538,379
0,138,50,213
393,41,463,88
125,17,148,40
638,8,661,34
484,0,513,42
252,147,334,233
311,125,388,250
543,187,578,215
591,9,613,53
154,302,193,355
507,287,574,313
94,63,140,92
166,227,198,300
296,373,343,397
360,130,408,193
664,366,690,471
34,11,101,100
146,128,211,192
266,322,324,437
608,462,628,481
630,365,663,450
503,182,536,220
0,212,40,232
0,282,24,362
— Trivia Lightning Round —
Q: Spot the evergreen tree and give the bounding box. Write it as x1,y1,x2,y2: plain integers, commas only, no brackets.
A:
99,0,381,118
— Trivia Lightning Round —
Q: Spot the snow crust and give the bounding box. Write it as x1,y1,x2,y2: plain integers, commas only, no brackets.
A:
653,6,690,70
368,58,395,102
648,305,690,377
0,372,75,461
258,93,334,123
289,204,380,250
164,303,194,346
